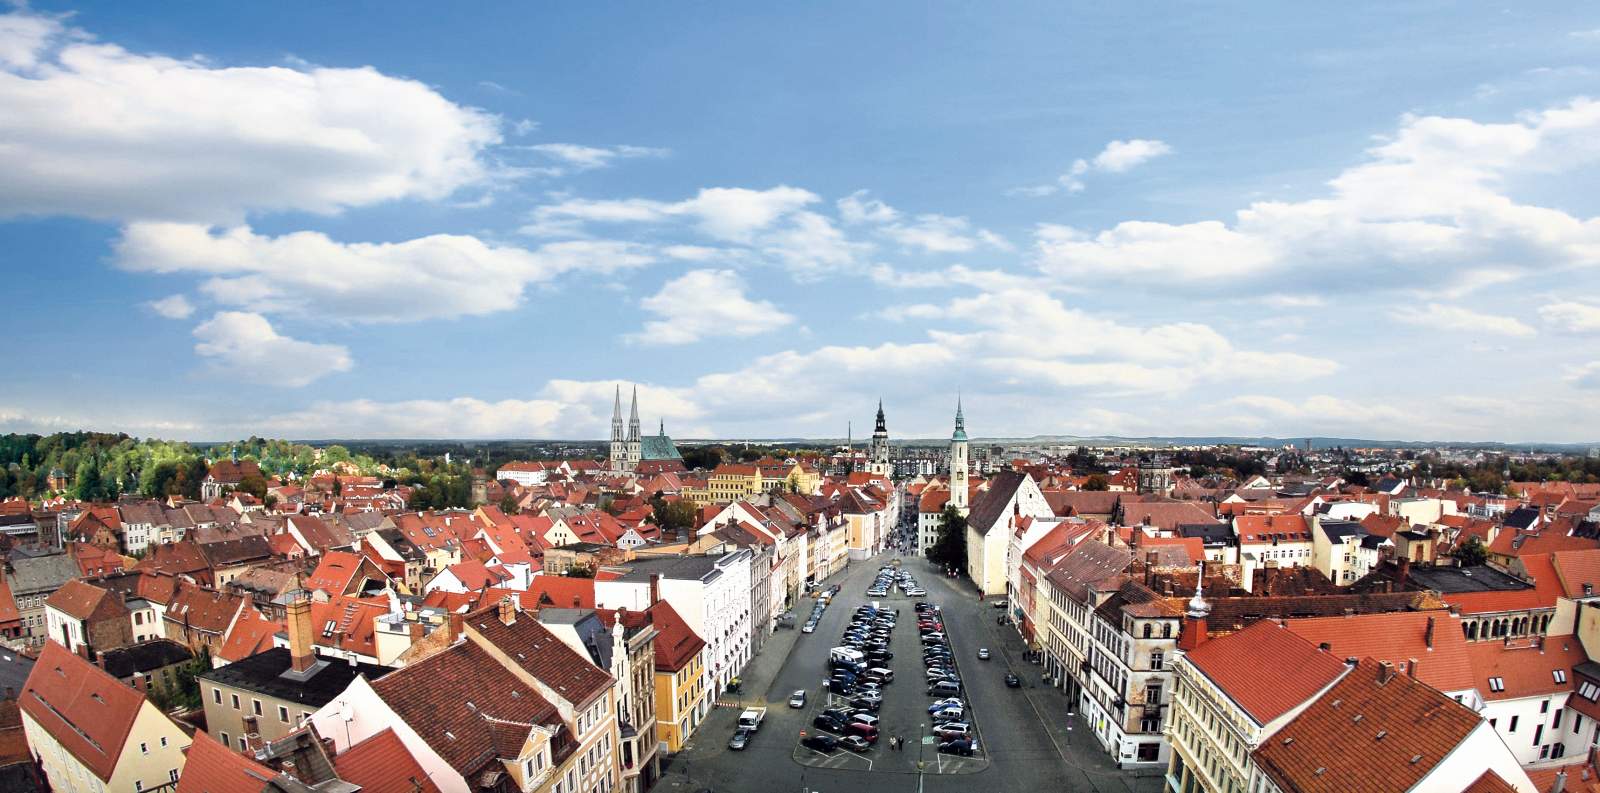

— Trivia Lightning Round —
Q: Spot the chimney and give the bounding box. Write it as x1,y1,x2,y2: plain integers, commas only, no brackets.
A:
649,573,661,605
498,596,517,626
286,596,315,674
1553,770,1567,793
1407,657,1420,679
1425,616,1435,650
1397,557,1410,590
1377,660,1396,684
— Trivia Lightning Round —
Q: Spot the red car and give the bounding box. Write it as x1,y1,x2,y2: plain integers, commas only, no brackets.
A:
846,722,879,743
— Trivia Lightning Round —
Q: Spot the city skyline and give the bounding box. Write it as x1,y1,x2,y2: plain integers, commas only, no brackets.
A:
3,4,1600,442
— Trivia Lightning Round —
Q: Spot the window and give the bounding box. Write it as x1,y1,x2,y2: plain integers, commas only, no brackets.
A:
136,782,143,792
279,705,289,723
1535,725,1545,746
1556,670,1568,684
1488,677,1505,693
253,699,263,716
160,737,168,748
238,737,247,751
170,769,180,783
1542,699,1551,714
1510,715,1520,732
140,742,148,755
231,693,240,709
211,687,221,704
221,732,230,747
1151,652,1165,671
1580,681,1600,701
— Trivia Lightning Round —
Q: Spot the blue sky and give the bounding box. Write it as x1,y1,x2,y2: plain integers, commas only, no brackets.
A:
2,2,1599,442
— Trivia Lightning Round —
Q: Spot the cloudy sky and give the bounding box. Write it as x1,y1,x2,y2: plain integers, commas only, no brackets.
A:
2,3,1599,443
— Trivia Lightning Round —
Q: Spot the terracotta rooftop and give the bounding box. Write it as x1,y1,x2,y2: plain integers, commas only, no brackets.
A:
1284,612,1476,694
174,731,275,793
19,642,153,781
1466,637,1586,702
1253,658,1484,793
1184,620,1349,726
44,579,126,623
467,600,613,708
333,727,442,793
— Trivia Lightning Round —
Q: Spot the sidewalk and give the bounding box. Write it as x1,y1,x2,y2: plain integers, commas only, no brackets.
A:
714,564,854,711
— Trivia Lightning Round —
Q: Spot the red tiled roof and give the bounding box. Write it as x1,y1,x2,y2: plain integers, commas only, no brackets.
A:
1235,514,1311,544
216,607,284,664
175,731,275,793
20,642,151,781
333,728,442,793
1463,771,1522,793
304,550,364,595
1465,637,1586,701
309,596,387,659
1253,658,1483,793
1284,612,1475,693
164,584,245,635
45,579,125,622
466,601,613,707
207,459,263,485
1552,548,1600,599
518,575,597,609
1442,553,1563,615
371,640,559,779
1120,501,1219,530
1185,620,1349,725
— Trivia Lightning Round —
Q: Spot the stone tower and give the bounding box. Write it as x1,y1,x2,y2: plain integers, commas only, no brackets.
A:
609,386,626,472
868,400,891,477
949,397,969,515
625,386,642,470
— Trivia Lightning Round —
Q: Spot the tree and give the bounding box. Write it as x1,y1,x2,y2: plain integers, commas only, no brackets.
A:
72,456,107,501
235,473,269,501
498,493,521,515
1082,474,1109,491
928,506,967,572
1455,536,1489,567
681,446,723,471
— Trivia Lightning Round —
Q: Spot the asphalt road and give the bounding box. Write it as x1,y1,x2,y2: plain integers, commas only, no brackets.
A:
664,529,1163,793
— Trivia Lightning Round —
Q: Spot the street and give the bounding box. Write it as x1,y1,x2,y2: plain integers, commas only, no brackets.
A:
664,533,1165,793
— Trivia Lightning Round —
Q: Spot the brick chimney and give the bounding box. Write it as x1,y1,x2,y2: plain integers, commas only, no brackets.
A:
649,573,661,605
498,595,517,626
1396,556,1410,590
286,596,315,674
1377,660,1396,684
1408,657,1421,679
1425,616,1435,650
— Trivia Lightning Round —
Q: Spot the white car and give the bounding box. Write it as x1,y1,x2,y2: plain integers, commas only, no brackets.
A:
802,622,816,633
789,690,808,708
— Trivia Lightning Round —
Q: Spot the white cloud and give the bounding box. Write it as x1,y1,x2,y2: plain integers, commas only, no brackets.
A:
523,186,819,242
115,223,655,323
1541,300,1600,333
626,270,794,345
837,190,899,224
1033,101,1600,290
868,263,1041,292
1392,303,1536,338
1571,29,1600,40
524,143,667,171
1088,139,1173,172
1568,362,1600,390
0,10,500,223
1018,138,1173,196
192,312,351,387
146,294,194,319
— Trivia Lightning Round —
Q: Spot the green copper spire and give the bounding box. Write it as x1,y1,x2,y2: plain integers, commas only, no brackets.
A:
952,396,967,442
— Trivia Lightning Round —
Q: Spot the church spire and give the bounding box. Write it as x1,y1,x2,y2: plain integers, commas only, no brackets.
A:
627,385,640,442
873,399,887,435
952,396,967,441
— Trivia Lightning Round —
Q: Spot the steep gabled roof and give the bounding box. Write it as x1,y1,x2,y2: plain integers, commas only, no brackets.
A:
1284,612,1475,693
333,728,442,793
467,602,613,708
1252,658,1483,793
967,471,1027,534
174,731,276,793
20,642,151,781
1466,637,1586,702
1185,620,1349,726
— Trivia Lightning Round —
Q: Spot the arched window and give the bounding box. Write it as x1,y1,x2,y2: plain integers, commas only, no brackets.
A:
1162,622,1172,639
1143,623,1152,639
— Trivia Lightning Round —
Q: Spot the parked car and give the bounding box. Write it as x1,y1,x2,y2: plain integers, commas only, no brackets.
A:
932,706,965,722
938,739,975,756
839,735,872,752
813,715,847,734
993,599,1008,609
729,727,752,750
821,707,853,723
790,689,808,708
845,722,879,743
802,621,816,633
934,722,971,739
801,734,838,753
928,697,963,713
977,648,991,660
928,680,962,696
850,713,880,729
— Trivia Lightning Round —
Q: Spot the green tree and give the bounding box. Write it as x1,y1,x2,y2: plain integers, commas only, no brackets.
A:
235,473,269,501
72,456,106,501
928,505,968,572
1082,474,1109,491
498,493,521,515
1455,536,1489,567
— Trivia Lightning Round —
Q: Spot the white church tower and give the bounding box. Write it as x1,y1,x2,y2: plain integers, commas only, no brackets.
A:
868,400,892,477
949,397,969,515
625,385,642,470
609,386,627,472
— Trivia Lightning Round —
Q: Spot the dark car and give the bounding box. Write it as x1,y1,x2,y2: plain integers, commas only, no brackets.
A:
813,715,847,734
821,707,853,723
1005,674,1021,688
829,679,854,695
802,734,838,753
938,739,975,756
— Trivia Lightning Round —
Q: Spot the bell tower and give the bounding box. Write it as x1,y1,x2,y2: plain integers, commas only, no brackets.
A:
949,397,969,515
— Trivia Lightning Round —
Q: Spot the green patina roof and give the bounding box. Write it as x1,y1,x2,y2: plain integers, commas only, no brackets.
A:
640,433,681,461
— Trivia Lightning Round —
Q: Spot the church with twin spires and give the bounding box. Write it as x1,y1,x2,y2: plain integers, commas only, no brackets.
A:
608,385,683,472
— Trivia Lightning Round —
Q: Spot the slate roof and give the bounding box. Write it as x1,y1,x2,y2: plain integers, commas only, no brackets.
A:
1042,541,1133,602
98,639,193,679
1253,658,1483,793
1184,620,1349,726
967,471,1027,535
0,648,34,696
618,554,723,583
5,552,80,595
197,535,272,568
198,647,390,708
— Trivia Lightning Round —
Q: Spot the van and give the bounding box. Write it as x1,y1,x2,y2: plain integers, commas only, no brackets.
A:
928,680,962,696
829,647,866,666
865,667,894,684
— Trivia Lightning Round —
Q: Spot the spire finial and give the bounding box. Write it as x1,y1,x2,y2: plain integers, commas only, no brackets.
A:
1187,562,1211,618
